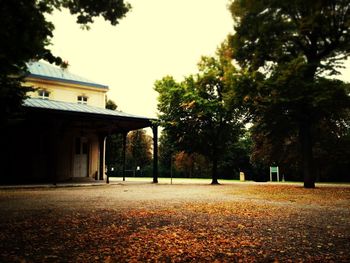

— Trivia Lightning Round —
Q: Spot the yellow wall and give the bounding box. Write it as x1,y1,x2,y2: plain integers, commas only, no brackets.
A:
25,77,108,108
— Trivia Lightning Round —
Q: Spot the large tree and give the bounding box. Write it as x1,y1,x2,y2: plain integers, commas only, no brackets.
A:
0,0,130,123
155,53,243,184
229,0,350,188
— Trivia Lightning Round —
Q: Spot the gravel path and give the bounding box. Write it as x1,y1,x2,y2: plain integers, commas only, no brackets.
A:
0,182,349,262
0,183,255,211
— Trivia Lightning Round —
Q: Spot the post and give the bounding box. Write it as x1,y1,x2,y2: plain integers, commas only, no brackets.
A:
122,131,127,181
239,171,245,182
270,167,272,182
170,154,173,185
98,134,106,180
152,125,158,183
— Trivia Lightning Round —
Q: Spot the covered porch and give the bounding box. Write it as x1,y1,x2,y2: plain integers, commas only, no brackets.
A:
1,98,158,184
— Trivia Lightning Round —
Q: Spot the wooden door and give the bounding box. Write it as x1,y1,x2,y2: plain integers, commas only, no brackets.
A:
73,137,88,177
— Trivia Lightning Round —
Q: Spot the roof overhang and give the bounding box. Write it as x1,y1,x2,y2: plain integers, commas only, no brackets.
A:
23,98,156,133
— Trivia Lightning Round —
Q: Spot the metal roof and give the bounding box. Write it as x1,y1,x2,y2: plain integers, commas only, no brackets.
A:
26,61,108,89
24,98,153,121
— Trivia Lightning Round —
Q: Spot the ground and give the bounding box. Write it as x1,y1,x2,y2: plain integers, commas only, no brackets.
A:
0,179,349,262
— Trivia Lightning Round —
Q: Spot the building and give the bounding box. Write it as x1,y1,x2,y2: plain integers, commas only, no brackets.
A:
1,61,158,184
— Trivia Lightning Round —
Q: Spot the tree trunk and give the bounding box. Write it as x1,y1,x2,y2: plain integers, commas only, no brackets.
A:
299,62,318,188
211,158,219,185
299,120,315,188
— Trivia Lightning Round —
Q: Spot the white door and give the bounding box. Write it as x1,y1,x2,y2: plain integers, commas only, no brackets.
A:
73,137,88,177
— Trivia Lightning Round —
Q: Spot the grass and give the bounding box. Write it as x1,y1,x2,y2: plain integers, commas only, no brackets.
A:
109,176,350,187
109,177,244,184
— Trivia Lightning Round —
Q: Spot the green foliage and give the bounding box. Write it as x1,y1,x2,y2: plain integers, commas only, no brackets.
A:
173,151,210,178
107,129,153,176
106,99,118,110
106,133,124,173
158,132,175,177
0,0,130,123
54,0,131,26
126,130,152,171
105,98,122,174
155,52,244,183
229,0,350,187
218,130,253,180
313,118,350,182
229,0,350,73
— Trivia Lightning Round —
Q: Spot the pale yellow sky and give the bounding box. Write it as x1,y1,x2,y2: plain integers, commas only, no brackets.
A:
50,0,233,118
49,0,350,118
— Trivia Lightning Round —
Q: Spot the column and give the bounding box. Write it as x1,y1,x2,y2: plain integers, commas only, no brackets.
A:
152,125,158,183
122,131,127,181
98,134,106,180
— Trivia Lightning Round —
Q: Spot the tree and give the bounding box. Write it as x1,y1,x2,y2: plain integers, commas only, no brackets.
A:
0,0,130,124
105,99,123,174
229,0,350,188
158,131,175,177
219,129,254,180
126,130,152,173
155,52,243,184
106,99,118,110
173,151,209,178
106,133,124,175
312,111,350,182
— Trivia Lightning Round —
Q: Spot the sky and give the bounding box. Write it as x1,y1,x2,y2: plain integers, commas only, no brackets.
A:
49,0,350,119
49,0,234,118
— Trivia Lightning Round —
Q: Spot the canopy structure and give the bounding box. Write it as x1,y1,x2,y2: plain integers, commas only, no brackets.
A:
23,97,159,183
1,98,158,184
24,98,155,133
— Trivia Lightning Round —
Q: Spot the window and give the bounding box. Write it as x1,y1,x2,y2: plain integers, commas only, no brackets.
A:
75,137,88,154
77,95,88,104
75,138,81,154
38,90,50,100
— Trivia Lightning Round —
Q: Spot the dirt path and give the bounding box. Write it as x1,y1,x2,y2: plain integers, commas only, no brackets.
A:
0,183,349,262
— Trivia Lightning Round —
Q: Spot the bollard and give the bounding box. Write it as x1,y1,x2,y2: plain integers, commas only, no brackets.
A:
239,172,245,182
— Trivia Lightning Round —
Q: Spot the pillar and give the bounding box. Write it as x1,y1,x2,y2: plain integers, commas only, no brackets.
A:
122,131,127,181
152,125,158,183
98,134,106,180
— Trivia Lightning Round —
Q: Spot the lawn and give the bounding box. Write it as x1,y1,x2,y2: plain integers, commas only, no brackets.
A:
109,177,240,184
0,182,349,262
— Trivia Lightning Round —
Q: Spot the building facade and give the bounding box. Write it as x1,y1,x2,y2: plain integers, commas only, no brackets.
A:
25,61,108,107
1,61,157,184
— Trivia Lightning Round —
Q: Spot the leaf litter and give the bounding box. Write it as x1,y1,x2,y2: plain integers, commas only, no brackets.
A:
0,183,349,262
